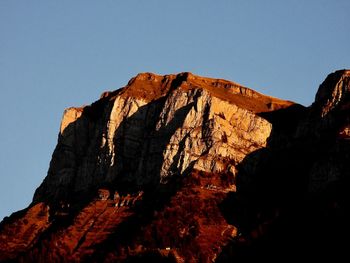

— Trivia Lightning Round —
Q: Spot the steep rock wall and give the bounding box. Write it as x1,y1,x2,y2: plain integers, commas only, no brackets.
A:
34,72,287,203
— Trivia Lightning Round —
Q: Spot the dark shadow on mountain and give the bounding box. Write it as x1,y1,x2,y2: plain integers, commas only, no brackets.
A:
217,104,350,262
89,99,200,261
11,74,199,262
33,73,195,205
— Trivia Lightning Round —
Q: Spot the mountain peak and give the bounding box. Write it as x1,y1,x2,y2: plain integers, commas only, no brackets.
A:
315,69,350,116
1,71,348,262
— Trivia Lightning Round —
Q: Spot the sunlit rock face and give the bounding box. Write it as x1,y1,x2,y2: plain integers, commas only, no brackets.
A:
33,72,292,203
1,70,349,262
314,70,350,117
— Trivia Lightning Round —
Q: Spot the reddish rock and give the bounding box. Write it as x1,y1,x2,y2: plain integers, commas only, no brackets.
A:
0,70,349,262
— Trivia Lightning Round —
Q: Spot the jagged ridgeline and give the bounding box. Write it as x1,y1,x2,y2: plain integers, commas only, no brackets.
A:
0,70,349,262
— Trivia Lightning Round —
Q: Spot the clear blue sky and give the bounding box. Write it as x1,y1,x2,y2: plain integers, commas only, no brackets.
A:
0,0,349,220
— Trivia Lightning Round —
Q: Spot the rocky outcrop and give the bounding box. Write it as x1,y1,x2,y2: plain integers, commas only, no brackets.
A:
314,69,350,117
33,72,292,204
307,70,350,192
0,70,348,262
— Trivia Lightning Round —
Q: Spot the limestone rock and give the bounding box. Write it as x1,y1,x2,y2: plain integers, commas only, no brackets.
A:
33,72,292,203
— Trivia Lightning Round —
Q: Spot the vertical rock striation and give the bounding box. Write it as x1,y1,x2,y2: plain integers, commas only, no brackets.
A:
33,72,291,204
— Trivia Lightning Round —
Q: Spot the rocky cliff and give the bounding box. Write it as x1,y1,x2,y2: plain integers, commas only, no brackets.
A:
33,72,292,204
0,70,349,262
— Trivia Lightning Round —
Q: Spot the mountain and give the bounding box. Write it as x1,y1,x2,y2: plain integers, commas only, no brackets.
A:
0,70,349,262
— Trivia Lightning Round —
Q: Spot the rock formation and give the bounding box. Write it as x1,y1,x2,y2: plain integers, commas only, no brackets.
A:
0,70,349,262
